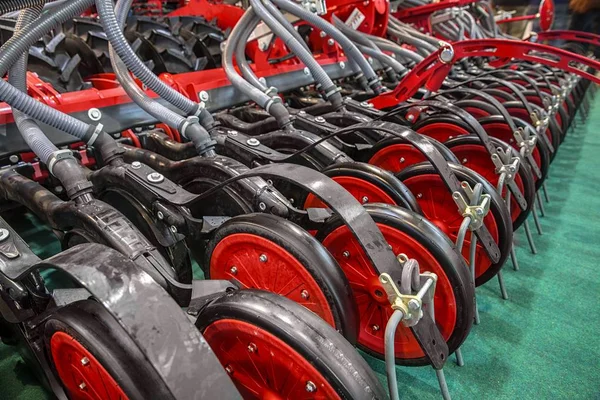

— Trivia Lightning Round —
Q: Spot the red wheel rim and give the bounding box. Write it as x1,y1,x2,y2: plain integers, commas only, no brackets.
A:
203,319,341,400
321,223,456,359
210,233,336,327
416,122,471,143
449,144,526,223
304,176,396,208
461,107,491,120
402,174,500,280
368,144,428,174
480,122,542,182
50,331,128,400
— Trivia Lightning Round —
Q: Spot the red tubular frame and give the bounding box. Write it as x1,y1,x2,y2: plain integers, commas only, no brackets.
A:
370,38,600,108
535,30,600,47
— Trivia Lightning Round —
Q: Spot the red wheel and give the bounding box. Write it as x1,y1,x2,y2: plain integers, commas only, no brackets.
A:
397,163,512,285
368,143,428,174
197,290,388,399
45,300,171,400
51,332,128,400
415,121,471,142
205,213,357,340
316,204,473,365
303,162,421,212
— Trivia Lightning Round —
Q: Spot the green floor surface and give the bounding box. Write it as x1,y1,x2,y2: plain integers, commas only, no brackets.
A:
1,90,599,399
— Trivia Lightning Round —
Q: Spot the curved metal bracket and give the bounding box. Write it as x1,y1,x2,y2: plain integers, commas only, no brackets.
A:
370,39,600,108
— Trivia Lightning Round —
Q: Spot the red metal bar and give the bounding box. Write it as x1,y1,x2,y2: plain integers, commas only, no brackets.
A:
370,38,600,109
535,30,600,47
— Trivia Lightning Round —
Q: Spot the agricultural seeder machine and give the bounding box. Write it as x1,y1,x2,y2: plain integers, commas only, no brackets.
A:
0,0,597,398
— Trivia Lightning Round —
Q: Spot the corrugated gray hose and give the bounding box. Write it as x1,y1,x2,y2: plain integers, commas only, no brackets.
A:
94,0,199,116
368,34,425,64
271,0,385,93
0,0,47,14
332,15,406,76
110,0,216,156
250,0,344,107
7,5,57,165
223,7,291,125
236,14,269,92
0,0,99,141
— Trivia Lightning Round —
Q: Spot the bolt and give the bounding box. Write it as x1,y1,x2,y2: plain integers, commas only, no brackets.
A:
372,324,380,331
342,251,350,258
199,91,209,102
225,365,233,374
157,211,164,220
247,138,260,146
259,254,268,263
305,381,317,393
407,114,415,122
0,228,10,242
361,196,369,204
9,155,18,164
131,161,141,169
400,157,405,163
259,41,268,51
79,382,87,390
113,132,121,139
227,130,238,136
147,172,164,183
304,67,311,76
439,46,455,64
81,357,90,366
462,158,468,164
339,61,346,69
55,186,64,194
417,193,423,198
258,202,266,211
320,31,326,38
266,179,273,186
170,225,177,233
301,290,310,299
88,108,101,121
475,208,484,216
230,266,238,275
360,101,370,108
315,116,326,123
368,57,374,64
408,299,420,311
247,343,257,353
327,38,334,46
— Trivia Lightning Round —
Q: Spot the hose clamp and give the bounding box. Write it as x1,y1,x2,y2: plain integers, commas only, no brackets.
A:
324,86,341,99
264,86,278,97
264,97,282,114
86,123,104,146
193,103,205,116
179,116,200,139
47,149,75,176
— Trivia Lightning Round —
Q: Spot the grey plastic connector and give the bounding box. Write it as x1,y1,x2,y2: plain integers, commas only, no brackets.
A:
265,86,279,96
47,149,75,175
179,116,200,139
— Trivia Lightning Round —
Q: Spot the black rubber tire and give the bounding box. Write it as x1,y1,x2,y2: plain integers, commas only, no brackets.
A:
397,162,513,286
196,289,388,400
320,161,422,213
443,134,536,231
44,300,173,400
204,213,358,342
315,203,474,366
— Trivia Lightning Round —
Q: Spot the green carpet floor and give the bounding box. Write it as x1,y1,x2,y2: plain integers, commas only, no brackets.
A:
1,90,599,399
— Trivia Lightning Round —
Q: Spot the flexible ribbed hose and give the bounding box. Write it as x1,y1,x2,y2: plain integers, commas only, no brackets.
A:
236,14,268,92
0,0,94,139
95,0,199,115
0,0,47,14
250,0,344,106
368,35,424,63
271,0,383,92
8,5,57,164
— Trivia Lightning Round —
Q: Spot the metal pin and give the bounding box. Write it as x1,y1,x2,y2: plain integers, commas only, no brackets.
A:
542,181,550,203
536,191,546,217
524,220,538,254
435,369,452,400
532,202,543,235
455,348,464,367
497,270,509,300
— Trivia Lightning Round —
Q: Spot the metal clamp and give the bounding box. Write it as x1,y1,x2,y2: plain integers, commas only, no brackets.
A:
513,127,537,157
47,149,76,175
491,147,520,183
452,182,491,231
378,255,438,328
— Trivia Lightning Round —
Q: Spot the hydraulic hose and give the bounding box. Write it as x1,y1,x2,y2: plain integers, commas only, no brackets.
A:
0,0,47,14
9,5,93,200
223,7,292,126
236,14,269,92
250,0,345,108
8,5,55,165
111,0,216,156
94,0,199,116
368,35,425,63
389,16,441,48
270,0,384,93
356,44,403,81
